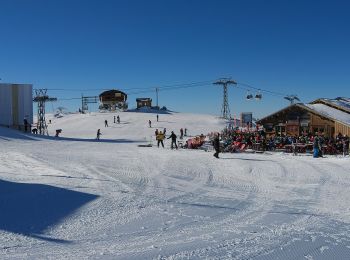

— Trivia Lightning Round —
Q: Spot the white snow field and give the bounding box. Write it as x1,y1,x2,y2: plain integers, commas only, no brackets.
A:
1,111,350,259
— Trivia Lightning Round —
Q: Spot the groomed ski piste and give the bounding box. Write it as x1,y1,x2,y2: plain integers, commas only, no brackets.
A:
1,111,350,259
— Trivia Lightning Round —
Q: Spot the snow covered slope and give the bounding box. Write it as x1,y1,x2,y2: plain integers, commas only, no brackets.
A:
47,112,224,140
1,111,350,259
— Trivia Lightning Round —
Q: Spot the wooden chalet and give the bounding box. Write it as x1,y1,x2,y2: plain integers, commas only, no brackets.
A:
257,97,350,138
136,98,152,109
99,89,127,110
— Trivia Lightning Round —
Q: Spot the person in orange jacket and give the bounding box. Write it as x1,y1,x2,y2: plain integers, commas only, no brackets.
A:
156,131,165,148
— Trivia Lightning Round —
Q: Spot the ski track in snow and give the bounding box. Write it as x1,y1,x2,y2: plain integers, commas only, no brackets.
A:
1,112,350,259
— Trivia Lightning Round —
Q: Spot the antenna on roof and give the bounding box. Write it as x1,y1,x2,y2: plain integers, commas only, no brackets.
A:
284,95,300,105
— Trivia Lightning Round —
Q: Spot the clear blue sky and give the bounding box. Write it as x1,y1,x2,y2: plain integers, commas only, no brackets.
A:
1,0,349,118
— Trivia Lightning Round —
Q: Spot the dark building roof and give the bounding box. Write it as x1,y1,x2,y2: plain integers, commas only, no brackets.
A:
136,98,152,101
99,89,127,100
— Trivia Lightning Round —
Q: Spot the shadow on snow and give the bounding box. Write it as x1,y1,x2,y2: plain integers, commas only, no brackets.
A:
0,179,98,243
0,127,142,143
220,157,273,162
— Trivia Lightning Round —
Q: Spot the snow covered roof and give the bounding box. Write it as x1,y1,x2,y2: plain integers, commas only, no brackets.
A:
302,103,350,126
311,97,350,114
257,101,350,127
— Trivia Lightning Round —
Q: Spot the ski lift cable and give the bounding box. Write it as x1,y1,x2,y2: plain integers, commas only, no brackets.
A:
234,84,291,98
123,83,213,95
35,78,295,100
49,78,301,103
236,82,288,97
37,79,216,93
55,83,213,102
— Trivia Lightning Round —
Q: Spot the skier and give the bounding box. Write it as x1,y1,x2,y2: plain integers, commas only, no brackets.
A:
105,120,108,127
114,115,116,123
163,128,167,136
167,131,178,149
291,136,298,156
117,115,120,124
96,129,101,140
180,128,184,139
184,128,187,136
155,129,159,136
23,118,28,132
156,114,159,122
149,120,152,128
343,136,349,156
156,131,165,148
313,132,321,158
213,133,220,158
55,129,62,137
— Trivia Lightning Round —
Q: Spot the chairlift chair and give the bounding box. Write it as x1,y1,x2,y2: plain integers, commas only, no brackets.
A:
246,92,253,100
255,93,262,100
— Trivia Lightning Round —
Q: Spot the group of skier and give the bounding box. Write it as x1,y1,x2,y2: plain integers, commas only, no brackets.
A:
313,131,349,158
179,128,187,139
96,115,219,156
97,115,121,139
155,128,178,149
104,115,121,128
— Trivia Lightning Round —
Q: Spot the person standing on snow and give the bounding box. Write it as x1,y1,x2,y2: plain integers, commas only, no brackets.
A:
155,129,159,136
167,131,178,149
105,120,108,127
213,133,221,158
149,120,152,128
117,115,120,124
313,132,321,158
114,115,116,123
156,114,159,122
23,118,29,132
343,136,349,156
96,129,101,140
180,128,184,139
156,131,165,148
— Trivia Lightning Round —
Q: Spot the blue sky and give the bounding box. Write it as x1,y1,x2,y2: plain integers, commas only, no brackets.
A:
0,0,349,118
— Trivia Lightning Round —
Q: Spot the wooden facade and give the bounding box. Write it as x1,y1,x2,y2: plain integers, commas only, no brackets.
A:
99,90,127,110
309,114,335,137
136,98,152,109
99,90,127,103
257,102,350,138
335,122,350,137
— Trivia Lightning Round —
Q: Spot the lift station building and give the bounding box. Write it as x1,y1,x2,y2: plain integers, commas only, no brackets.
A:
0,83,33,129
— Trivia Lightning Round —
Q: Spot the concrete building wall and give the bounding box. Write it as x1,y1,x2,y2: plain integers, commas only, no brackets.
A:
0,84,13,126
0,83,33,128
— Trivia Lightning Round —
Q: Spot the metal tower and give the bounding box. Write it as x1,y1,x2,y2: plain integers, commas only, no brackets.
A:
213,78,237,119
81,95,98,113
33,89,57,135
